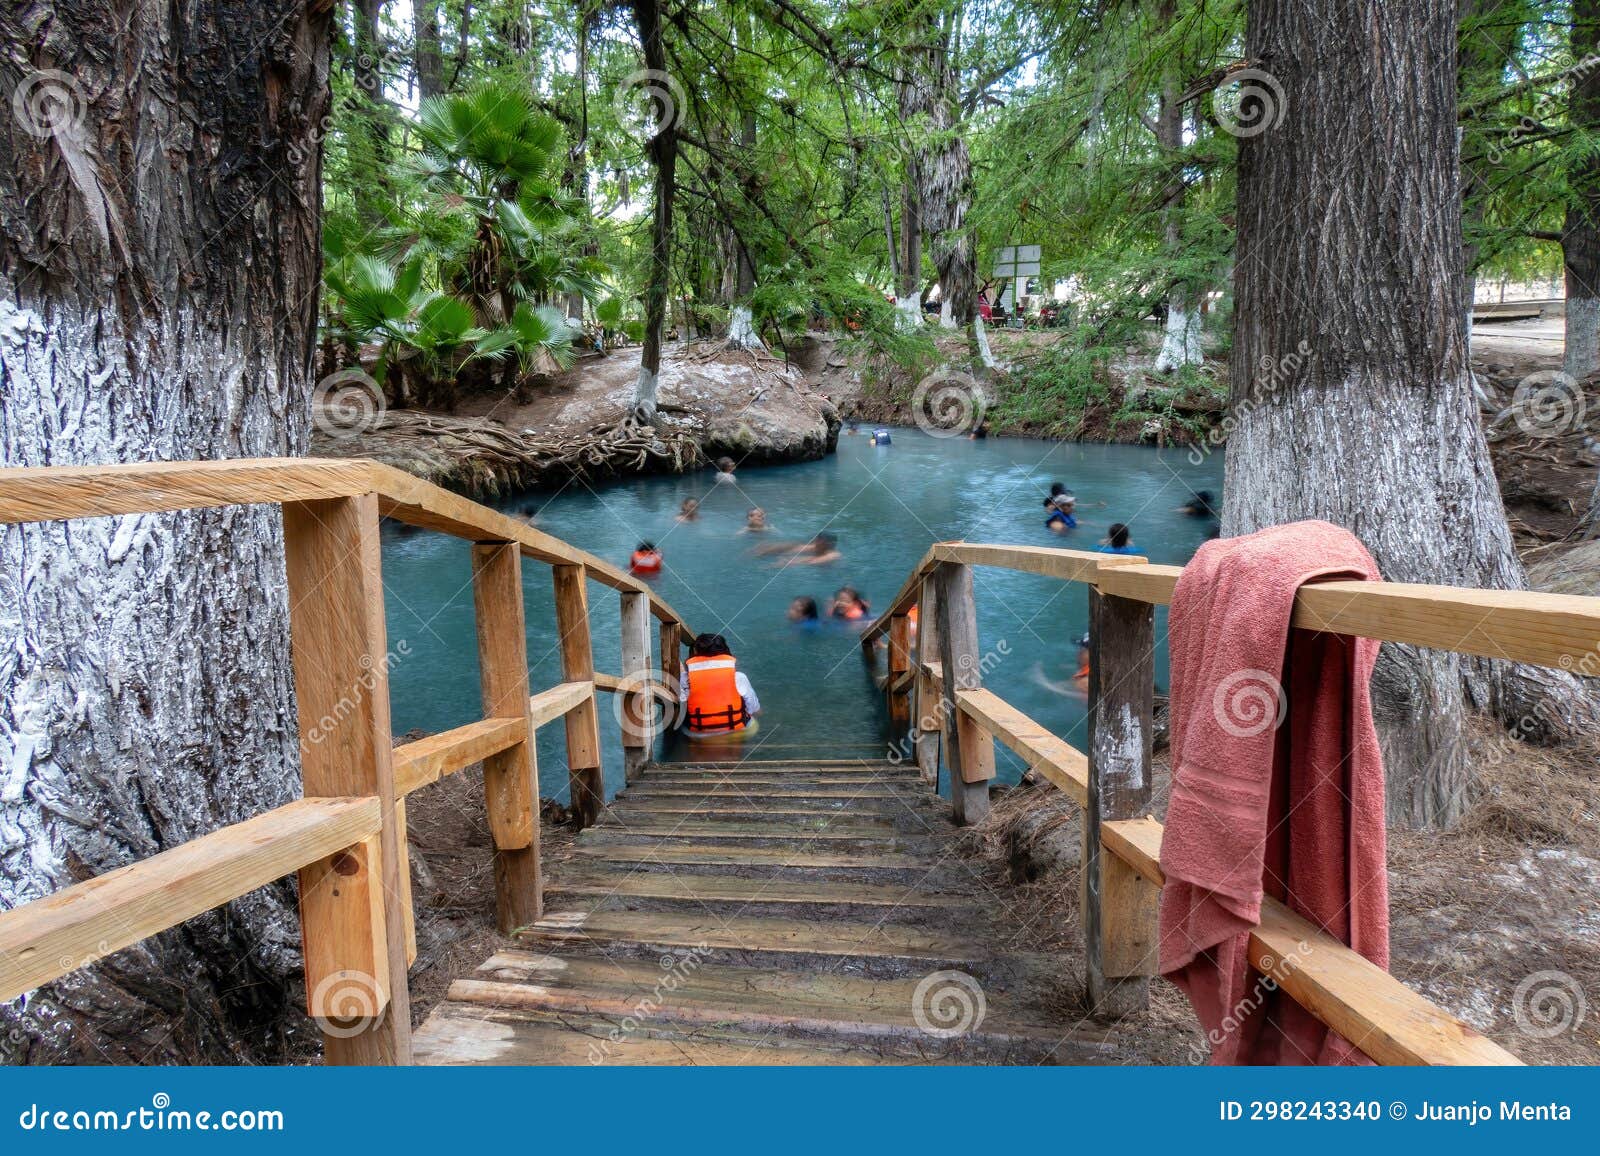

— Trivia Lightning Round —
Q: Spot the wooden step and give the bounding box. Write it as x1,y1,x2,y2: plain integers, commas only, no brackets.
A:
602,802,895,824
586,819,905,842
437,950,1116,1063
545,869,973,909
658,760,903,770
638,777,916,789
413,1002,941,1066
519,910,986,964
641,764,917,777
571,842,927,869
620,785,920,799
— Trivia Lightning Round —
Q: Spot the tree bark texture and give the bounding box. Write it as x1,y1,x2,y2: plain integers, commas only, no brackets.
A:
1224,0,1595,829
1566,0,1600,378
0,1,331,1061
631,0,676,421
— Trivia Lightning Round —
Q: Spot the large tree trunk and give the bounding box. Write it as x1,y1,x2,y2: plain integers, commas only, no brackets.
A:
725,101,763,351
0,3,330,1061
894,59,925,330
414,0,445,99
631,0,677,422
1224,0,1595,830
1565,0,1600,379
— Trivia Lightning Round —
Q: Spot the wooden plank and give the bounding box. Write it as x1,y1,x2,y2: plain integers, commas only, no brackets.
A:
955,687,1089,807
544,871,970,908
0,458,375,524
619,590,654,782
300,833,390,1023
914,579,941,785
472,542,543,931
552,564,604,828
1081,586,1156,1016
861,547,936,641
604,803,889,822
392,717,527,796
620,787,916,800
528,681,594,730
282,495,412,1065
585,821,903,843
1091,562,1182,605
932,561,994,824
934,541,1127,583
571,843,925,869
1096,819,1522,1065
520,910,985,963
887,614,912,731
0,797,379,1002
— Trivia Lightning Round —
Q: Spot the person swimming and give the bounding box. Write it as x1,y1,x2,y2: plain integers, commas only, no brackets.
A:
676,497,700,522
829,585,871,622
1044,483,1077,531
787,595,821,630
742,507,769,532
757,532,841,565
714,456,737,483
629,541,664,576
1098,522,1139,554
1176,490,1217,518
869,428,892,445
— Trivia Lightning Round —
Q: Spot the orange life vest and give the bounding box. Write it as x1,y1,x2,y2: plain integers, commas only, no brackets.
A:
684,653,750,733
835,601,865,620
630,550,662,574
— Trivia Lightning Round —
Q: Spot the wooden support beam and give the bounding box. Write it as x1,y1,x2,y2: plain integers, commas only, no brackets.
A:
660,620,683,696
472,542,543,931
282,494,412,1065
0,797,378,1002
300,833,390,1029
552,564,603,828
887,614,912,734
1081,585,1157,1019
392,717,528,796
913,582,941,786
955,687,1089,807
620,590,653,782
932,562,994,824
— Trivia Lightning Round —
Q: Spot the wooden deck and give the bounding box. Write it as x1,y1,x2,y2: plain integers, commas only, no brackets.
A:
412,760,1127,1066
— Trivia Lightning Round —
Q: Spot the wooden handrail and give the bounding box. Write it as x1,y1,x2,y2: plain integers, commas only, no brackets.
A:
393,717,528,796
866,541,1600,671
950,682,1523,1065
0,797,380,1002
0,458,693,630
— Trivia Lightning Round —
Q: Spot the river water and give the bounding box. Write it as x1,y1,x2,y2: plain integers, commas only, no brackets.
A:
381,426,1224,802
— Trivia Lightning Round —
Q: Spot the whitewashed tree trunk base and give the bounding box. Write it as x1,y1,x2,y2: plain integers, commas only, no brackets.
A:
1154,303,1204,373
1564,295,1600,379
724,304,765,351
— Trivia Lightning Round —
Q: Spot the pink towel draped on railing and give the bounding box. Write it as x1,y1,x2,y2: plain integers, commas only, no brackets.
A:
1159,520,1389,1065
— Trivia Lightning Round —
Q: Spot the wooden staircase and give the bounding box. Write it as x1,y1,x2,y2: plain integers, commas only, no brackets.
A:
411,759,1126,1065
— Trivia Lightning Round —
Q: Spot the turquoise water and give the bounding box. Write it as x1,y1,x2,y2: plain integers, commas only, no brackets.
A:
380,426,1224,802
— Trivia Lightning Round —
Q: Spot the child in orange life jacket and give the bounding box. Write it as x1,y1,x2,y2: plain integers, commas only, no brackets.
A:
679,633,761,737
629,541,663,576
828,585,870,622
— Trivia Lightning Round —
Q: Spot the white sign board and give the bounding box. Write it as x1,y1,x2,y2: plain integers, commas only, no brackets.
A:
991,244,1041,279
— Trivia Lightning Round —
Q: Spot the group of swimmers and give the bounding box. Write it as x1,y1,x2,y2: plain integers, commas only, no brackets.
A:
1040,483,1218,553
787,585,872,630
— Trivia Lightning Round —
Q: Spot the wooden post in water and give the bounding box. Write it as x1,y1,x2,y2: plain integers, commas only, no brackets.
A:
282,494,412,1065
887,612,912,736
471,542,543,930
619,590,653,781
552,564,603,828
1082,582,1158,1017
932,561,994,824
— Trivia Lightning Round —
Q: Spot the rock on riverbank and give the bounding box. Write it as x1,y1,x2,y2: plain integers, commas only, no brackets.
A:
311,341,840,499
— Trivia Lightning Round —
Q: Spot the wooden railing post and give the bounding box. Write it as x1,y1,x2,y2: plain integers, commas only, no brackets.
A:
552,563,603,828
282,495,412,1065
887,612,912,735
471,542,543,931
619,590,653,781
1082,583,1158,1017
913,578,941,786
660,619,683,699
932,561,994,824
